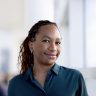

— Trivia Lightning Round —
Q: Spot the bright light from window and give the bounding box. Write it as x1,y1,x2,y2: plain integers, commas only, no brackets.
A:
86,1,96,67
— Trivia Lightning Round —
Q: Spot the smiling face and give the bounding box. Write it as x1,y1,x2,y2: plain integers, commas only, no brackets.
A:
29,24,61,66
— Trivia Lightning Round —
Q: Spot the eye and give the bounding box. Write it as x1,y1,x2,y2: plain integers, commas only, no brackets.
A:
42,39,50,43
56,41,61,45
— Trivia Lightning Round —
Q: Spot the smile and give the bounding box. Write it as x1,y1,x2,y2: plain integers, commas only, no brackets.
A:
44,53,57,59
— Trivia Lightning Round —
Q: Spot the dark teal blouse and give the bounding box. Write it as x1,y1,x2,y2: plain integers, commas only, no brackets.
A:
8,64,88,96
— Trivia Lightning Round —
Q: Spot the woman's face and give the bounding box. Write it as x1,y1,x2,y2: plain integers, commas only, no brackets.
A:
29,25,61,66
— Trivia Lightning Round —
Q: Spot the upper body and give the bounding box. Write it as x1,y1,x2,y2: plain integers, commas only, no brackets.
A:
8,20,88,96
8,64,88,96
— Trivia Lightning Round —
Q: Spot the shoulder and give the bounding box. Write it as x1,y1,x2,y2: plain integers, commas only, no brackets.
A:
8,73,25,88
60,65,81,74
59,65,86,85
8,73,27,96
8,73,26,94
9,74,24,83
59,65,83,78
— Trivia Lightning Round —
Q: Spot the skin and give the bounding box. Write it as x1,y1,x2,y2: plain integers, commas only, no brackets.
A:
29,24,61,87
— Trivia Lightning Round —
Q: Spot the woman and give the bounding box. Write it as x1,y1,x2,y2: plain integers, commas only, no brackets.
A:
8,20,88,96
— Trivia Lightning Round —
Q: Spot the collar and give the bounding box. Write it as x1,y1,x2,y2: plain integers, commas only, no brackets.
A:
51,64,60,75
25,63,60,81
25,67,32,81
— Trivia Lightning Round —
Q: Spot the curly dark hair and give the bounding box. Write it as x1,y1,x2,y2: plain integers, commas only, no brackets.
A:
18,20,58,73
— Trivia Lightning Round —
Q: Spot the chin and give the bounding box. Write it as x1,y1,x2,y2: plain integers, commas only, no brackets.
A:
45,61,56,65
43,57,57,65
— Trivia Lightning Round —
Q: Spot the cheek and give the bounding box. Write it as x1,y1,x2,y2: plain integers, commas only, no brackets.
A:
58,47,61,55
33,43,47,52
38,42,49,49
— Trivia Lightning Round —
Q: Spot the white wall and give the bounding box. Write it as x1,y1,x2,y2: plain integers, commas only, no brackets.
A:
68,0,84,68
85,0,96,67
54,0,85,68
0,0,55,74
24,0,54,31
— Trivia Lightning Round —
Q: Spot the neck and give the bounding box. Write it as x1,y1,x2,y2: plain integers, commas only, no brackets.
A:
32,63,54,87
33,63,54,75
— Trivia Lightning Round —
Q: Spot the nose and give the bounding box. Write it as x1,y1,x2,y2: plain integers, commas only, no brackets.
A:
49,42,57,51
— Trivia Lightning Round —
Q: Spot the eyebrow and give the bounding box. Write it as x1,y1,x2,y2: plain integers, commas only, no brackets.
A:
42,36,62,40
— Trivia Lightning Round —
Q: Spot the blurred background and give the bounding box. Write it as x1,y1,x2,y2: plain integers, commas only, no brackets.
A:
0,0,96,96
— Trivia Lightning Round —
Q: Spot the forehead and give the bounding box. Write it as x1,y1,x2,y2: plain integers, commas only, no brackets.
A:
37,25,61,39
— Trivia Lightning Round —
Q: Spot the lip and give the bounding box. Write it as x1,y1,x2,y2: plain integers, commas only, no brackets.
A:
44,53,57,59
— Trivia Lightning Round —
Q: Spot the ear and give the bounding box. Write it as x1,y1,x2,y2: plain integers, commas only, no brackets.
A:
28,41,33,53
